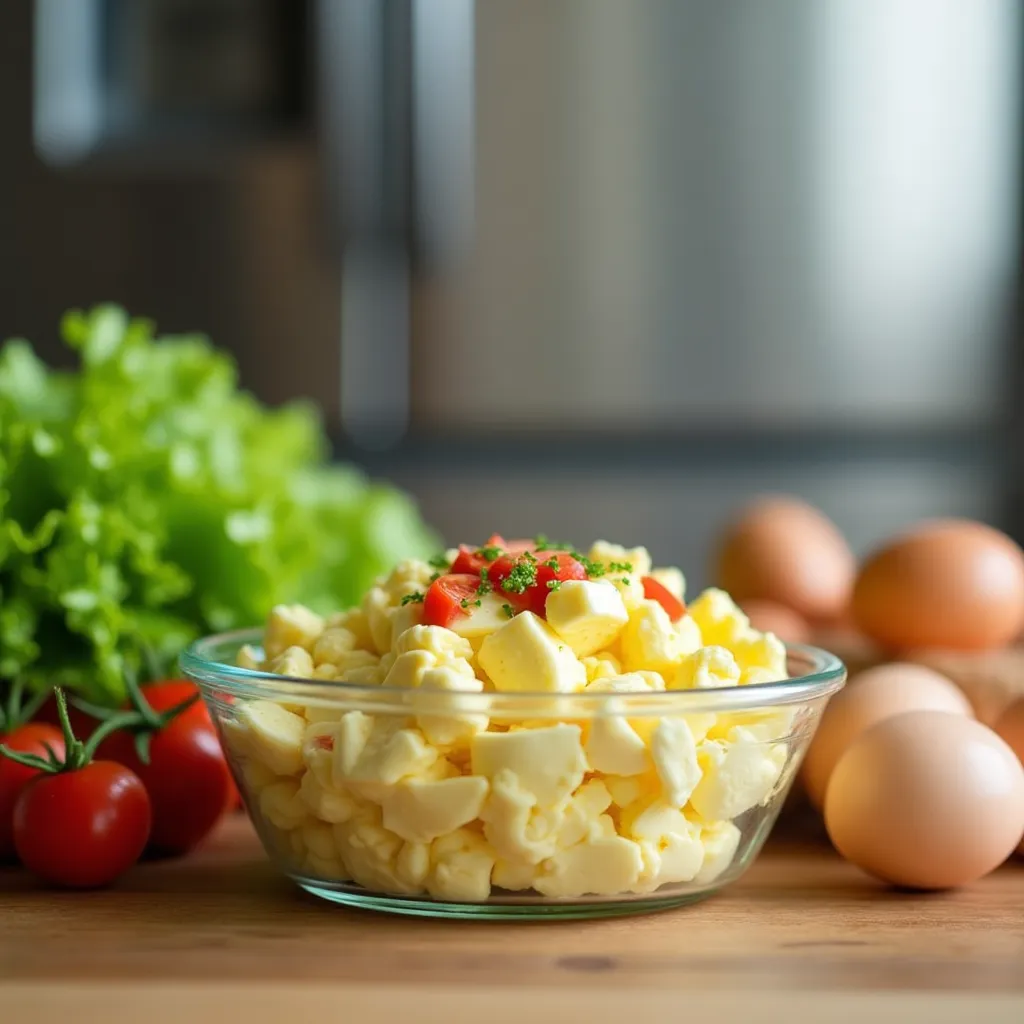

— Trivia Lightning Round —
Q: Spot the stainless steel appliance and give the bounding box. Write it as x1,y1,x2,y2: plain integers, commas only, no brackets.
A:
5,0,1021,584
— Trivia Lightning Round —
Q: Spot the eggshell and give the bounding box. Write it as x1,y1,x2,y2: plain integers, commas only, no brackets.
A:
738,600,811,644
715,496,855,623
994,697,1024,854
825,711,1024,889
801,663,972,809
851,519,1024,652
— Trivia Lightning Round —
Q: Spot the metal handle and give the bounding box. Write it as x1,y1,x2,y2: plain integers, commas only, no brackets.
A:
317,0,413,251
317,0,475,447
410,0,476,266
317,0,474,262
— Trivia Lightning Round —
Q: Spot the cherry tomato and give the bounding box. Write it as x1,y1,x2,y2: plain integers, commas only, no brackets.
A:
104,679,214,740
423,574,484,629
128,680,211,728
14,761,151,888
0,723,65,861
642,575,687,622
38,681,209,733
91,679,232,851
489,552,588,616
101,714,234,855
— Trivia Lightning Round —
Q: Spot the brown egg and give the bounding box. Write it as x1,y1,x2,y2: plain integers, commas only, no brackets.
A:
801,663,972,809
852,519,1024,652
738,599,811,644
994,697,1024,854
820,605,859,632
825,711,1024,889
715,496,855,622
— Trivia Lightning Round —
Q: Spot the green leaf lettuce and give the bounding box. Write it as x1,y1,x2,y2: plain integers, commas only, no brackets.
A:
0,306,438,702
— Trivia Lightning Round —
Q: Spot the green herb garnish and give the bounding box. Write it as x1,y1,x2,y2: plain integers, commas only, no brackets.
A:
502,603,516,619
400,592,425,606
607,560,634,573
500,556,538,594
477,544,504,561
546,579,562,592
428,553,451,570
477,566,494,597
534,534,573,551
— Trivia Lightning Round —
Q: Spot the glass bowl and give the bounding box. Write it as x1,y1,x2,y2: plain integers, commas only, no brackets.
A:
181,630,845,919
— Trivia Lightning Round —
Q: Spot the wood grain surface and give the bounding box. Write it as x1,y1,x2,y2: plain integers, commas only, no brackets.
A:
2,814,1023,1023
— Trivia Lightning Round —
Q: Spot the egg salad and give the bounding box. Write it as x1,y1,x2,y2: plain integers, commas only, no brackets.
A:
222,535,796,901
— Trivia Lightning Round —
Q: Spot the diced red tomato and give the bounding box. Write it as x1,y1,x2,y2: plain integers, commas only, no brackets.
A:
449,534,538,575
530,553,588,615
490,552,588,617
487,550,547,590
449,545,492,576
642,575,687,622
500,539,540,556
486,554,515,592
423,574,484,629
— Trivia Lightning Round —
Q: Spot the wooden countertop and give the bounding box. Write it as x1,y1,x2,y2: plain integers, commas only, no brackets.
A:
2,814,1023,1023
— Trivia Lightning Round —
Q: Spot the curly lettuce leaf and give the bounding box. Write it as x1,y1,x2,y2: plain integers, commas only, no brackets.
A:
0,305,438,702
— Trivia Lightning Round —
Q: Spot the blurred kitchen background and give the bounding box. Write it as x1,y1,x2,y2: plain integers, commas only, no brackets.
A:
2,0,1022,589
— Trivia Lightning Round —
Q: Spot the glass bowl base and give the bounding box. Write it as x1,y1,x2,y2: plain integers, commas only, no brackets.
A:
294,879,717,920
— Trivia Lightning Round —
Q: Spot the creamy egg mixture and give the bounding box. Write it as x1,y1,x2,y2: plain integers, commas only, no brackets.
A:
222,537,796,901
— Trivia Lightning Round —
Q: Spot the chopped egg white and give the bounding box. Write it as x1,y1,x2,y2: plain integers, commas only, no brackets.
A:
545,580,629,657
220,539,797,903
381,776,490,843
689,731,788,821
237,701,306,776
620,600,701,674
471,724,587,806
477,612,587,693
535,835,644,897
264,604,324,660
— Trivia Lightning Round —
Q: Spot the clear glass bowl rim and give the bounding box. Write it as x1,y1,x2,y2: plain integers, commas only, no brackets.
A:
180,628,846,717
